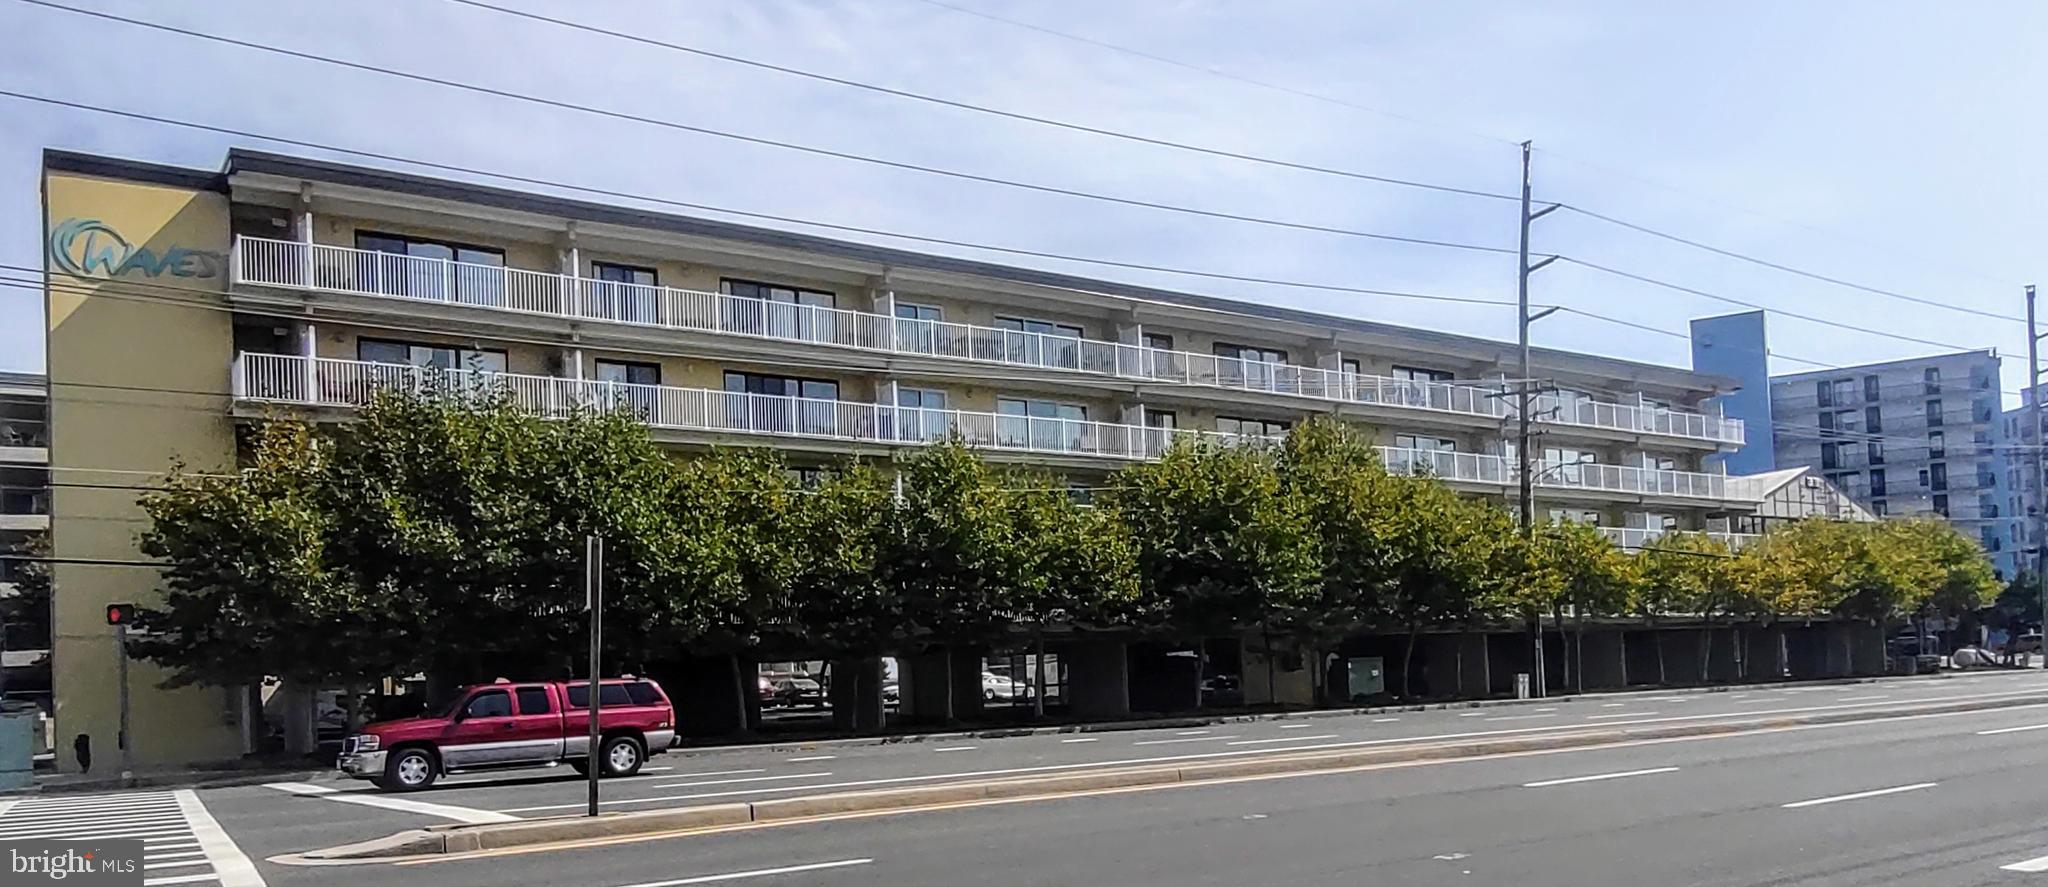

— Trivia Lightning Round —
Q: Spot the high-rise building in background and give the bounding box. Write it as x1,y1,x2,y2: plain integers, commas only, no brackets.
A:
1690,311,1776,476
2004,384,2048,578
1771,351,2018,578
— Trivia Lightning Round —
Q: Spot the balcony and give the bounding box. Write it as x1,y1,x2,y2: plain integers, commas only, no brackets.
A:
234,353,1212,462
1378,447,1764,505
1598,526,1760,551
234,236,1743,447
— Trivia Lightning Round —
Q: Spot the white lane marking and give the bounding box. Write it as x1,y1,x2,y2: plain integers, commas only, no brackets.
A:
146,874,222,886
1977,723,2048,735
501,690,2048,813
172,790,264,887
786,755,837,762
1534,707,1558,712
610,858,874,887
651,773,833,790
1601,703,1626,708
262,782,517,824
147,859,213,871
1132,735,1241,746
648,768,762,779
2001,852,2048,873
1645,697,1687,702
1372,718,1402,723
933,746,978,753
0,800,15,818
1278,724,1314,730
1485,714,1557,722
1226,734,1339,746
1728,694,1748,700
1457,712,1488,718
1781,782,1937,809
1060,737,1099,744
1838,696,1889,703
1175,730,1212,736
146,850,207,862
1523,767,1680,788
1586,712,1658,720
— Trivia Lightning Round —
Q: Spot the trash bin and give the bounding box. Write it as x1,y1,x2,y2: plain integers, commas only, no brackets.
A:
0,703,37,790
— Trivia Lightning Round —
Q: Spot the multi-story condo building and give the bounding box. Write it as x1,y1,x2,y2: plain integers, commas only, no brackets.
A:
2005,385,2047,576
41,148,1772,767
1772,351,2018,577
0,371,48,607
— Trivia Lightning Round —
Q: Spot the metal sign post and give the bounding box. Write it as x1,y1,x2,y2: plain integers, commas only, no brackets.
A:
585,535,603,818
116,620,132,782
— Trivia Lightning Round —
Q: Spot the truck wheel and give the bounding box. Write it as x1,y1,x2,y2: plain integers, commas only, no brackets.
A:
599,735,644,777
378,748,438,792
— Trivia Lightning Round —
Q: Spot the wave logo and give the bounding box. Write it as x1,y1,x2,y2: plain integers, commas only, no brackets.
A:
48,217,223,279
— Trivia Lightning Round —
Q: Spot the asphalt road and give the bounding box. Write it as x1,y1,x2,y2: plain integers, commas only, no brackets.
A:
27,669,2048,886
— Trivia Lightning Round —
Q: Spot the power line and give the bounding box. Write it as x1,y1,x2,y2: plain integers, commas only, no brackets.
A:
15,0,1517,257
441,0,1519,203
904,0,2021,291
1559,256,1991,356
0,91,1521,311
1558,203,2025,324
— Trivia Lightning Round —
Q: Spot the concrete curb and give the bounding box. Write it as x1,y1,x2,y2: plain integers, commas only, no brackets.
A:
298,690,2048,861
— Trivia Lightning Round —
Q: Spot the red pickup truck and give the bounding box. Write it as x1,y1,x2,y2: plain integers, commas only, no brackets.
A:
338,678,677,791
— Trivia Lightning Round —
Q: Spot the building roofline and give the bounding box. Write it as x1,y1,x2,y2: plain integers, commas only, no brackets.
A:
1770,348,2000,383
43,148,228,193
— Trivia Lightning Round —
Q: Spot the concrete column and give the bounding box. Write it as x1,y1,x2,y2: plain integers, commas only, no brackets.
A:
1745,625,1787,681
1848,623,1885,676
276,681,317,755
1821,624,1856,677
1242,639,1313,706
1579,632,1626,689
873,284,897,351
1067,639,1130,718
1422,635,1462,700
1114,319,1144,377
828,656,886,734
949,646,985,721
299,321,318,403
1457,633,1491,698
899,651,958,725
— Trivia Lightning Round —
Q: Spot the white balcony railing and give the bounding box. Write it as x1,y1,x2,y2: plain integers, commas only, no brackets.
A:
235,353,1221,461
1599,526,1761,551
234,236,1744,446
1376,447,1756,504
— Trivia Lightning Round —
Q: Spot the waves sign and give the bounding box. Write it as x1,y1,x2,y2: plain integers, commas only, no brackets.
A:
48,218,224,279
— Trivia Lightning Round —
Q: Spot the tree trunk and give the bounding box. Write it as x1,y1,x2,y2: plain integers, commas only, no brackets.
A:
1401,625,1420,699
1698,618,1713,684
1552,603,1570,693
940,645,955,724
728,652,750,736
1452,635,1465,700
1032,636,1047,719
1261,627,1277,707
1572,609,1588,695
1654,627,1667,686
1734,626,1747,680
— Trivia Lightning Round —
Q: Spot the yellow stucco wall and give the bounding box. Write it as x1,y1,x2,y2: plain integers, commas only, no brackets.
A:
45,170,243,771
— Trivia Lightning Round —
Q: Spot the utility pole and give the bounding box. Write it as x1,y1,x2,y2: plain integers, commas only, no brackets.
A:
2028,286,2046,658
584,535,603,818
1517,141,1560,695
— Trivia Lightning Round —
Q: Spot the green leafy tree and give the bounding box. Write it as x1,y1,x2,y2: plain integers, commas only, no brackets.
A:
1002,471,1140,713
1529,521,1639,692
1273,418,1402,701
1105,439,1319,703
1,533,51,655
1380,482,1514,698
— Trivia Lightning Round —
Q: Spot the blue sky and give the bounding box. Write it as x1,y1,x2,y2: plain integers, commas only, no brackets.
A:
2,1,2044,403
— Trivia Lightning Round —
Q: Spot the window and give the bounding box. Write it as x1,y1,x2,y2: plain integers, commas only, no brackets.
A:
1867,441,1885,465
723,372,841,435
1217,416,1290,439
1340,358,1362,376
1932,494,1950,517
355,231,506,304
1863,375,1882,401
624,682,665,706
1869,468,1887,497
1821,442,1841,470
1930,462,1948,492
1818,411,1836,434
1140,332,1179,378
895,387,949,441
1142,332,1174,352
1928,431,1945,458
786,467,837,489
463,689,512,719
996,316,1086,369
1871,499,1888,517
1817,378,1854,406
589,262,659,323
358,338,507,374
565,683,636,709
1543,446,1599,485
1834,409,1861,434
894,303,943,352
1216,343,1289,391
1981,495,1999,519
1395,434,1457,453
1865,406,1883,434
594,360,660,385
1392,365,1454,383
997,397,1088,451
1918,468,1931,488
1926,399,1944,427
515,687,551,715
1548,508,1601,525
1815,379,1833,408
721,278,837,342
1924,367,1942,394
1144,410,1176,430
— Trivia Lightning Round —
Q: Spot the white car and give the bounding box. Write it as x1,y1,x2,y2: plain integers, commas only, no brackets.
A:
982,672,1030,701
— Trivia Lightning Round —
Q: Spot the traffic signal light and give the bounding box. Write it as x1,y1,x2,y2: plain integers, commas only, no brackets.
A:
105,603,136,626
